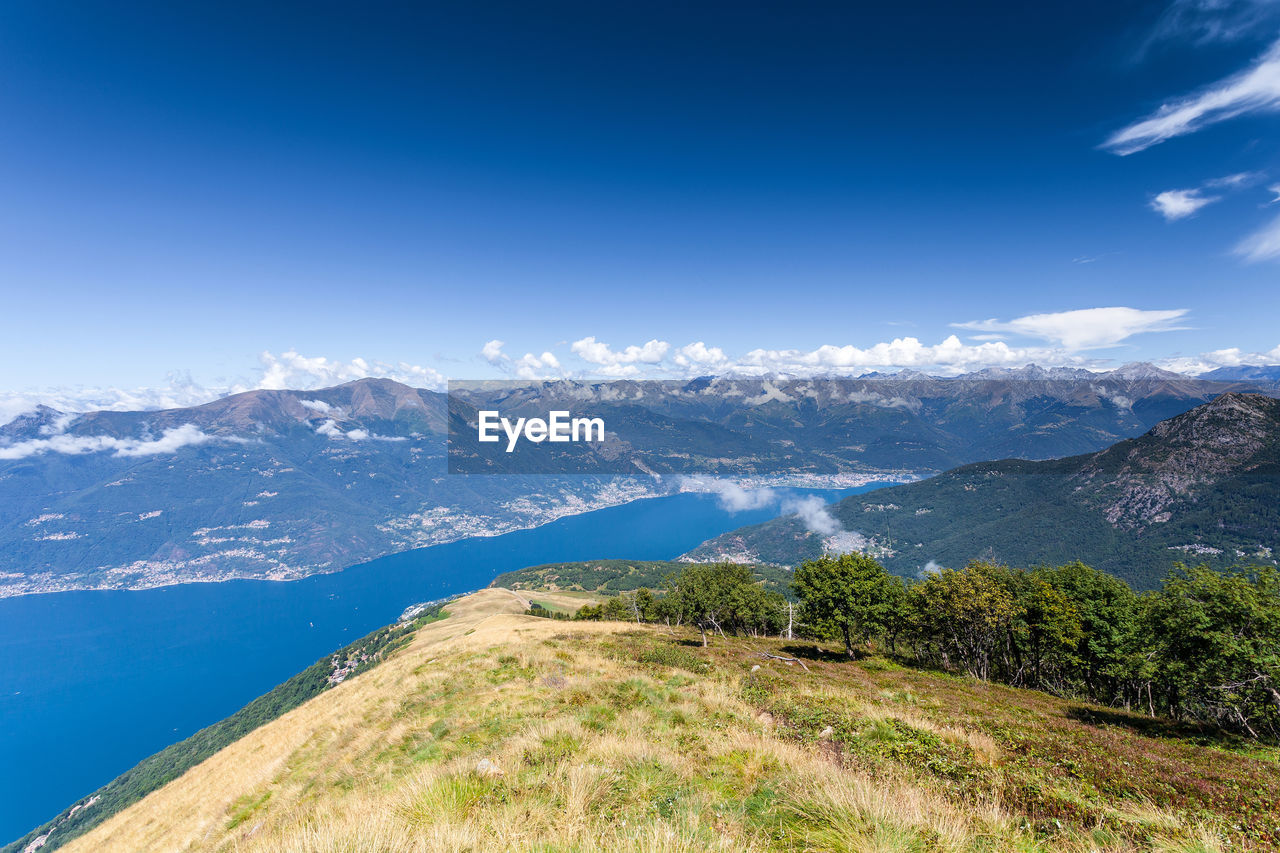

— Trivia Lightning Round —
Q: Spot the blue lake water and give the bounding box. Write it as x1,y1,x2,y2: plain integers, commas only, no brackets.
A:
0,484,888,842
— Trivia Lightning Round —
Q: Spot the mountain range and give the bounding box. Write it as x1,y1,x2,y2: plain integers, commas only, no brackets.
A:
686,393,1280,588
0,379,653,596
2,366,1276,595
448,364,1277,474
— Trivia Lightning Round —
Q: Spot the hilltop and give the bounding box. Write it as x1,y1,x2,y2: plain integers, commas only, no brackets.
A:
489,558,796,598
687,394,1280,588
20,588,1279,852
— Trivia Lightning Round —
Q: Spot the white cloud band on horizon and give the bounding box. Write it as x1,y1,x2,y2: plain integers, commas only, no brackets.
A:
479,340,566,380
570,337,670,377
8,314,1280,427
258,350,445,392
1158,342,1280,374
0,350,448,424
737,335,1058,374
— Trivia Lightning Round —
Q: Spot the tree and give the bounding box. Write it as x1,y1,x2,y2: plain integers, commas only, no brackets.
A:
635,587,658,622
1145,563,1280,738
792,553,903,657
1034,561,1139,702
1013,575,1082,690
666,562,765,646
726,580,786,637
909,561,1019,680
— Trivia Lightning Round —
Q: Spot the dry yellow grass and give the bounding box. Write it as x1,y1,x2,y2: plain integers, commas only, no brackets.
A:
62,588,1235,853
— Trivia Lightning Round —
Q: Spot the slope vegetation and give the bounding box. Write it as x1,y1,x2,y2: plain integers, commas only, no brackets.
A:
688,394,1280,588
489,559,796,598
47,589,1280,852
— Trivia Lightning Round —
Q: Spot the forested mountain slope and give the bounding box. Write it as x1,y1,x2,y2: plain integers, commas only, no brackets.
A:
688,393,1280,588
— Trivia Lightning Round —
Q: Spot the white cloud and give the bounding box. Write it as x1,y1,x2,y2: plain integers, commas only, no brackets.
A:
1157,342,1280,373
918,560,943,578
1206,171,1259,189
673,342,730,370
0,378,220,425
682,477,778,511
1234,212,1280,261
571,337,670,367
1145,0,1280,50
513,351,563,380
313,418,404,442
738,336,1052,375
682,479,845,534
954,307,1189,350
1104,38,1280,155
1151,188,1220,220
299,399,333,414
1204,343,1280,365
257,350,444,391
315,419,344,438
39,412,77,436
315,419,368,441
0,350,447,424
781,495,841,536
1149,173,1262,220
478,341,565,379
0,424,215,461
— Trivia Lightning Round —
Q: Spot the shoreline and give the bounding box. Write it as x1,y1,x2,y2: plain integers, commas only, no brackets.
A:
0,474,912,600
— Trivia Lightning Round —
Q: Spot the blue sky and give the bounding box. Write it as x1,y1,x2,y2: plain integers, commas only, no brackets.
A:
1,0,1279,411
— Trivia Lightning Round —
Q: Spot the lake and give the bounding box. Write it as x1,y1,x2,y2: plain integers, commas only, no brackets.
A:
0,484,888,842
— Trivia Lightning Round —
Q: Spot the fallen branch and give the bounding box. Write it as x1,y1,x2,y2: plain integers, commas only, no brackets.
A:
757,652,810,672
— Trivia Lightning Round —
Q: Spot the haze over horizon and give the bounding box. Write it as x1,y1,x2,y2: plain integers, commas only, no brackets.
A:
2,1,1279,415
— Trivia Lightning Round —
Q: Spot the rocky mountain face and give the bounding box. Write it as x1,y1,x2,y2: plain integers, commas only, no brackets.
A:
1076,393,1280,529
685,393,1280,589
2,369,1276,595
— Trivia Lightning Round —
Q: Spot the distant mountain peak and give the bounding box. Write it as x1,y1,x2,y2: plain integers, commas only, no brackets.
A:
963,364,1095,381
1198,365,1280,383
1105,362,1187,381
0,404,72,438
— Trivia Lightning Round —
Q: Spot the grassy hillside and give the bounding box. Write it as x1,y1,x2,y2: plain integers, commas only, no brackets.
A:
51,589,1280,852
490,558,797,599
